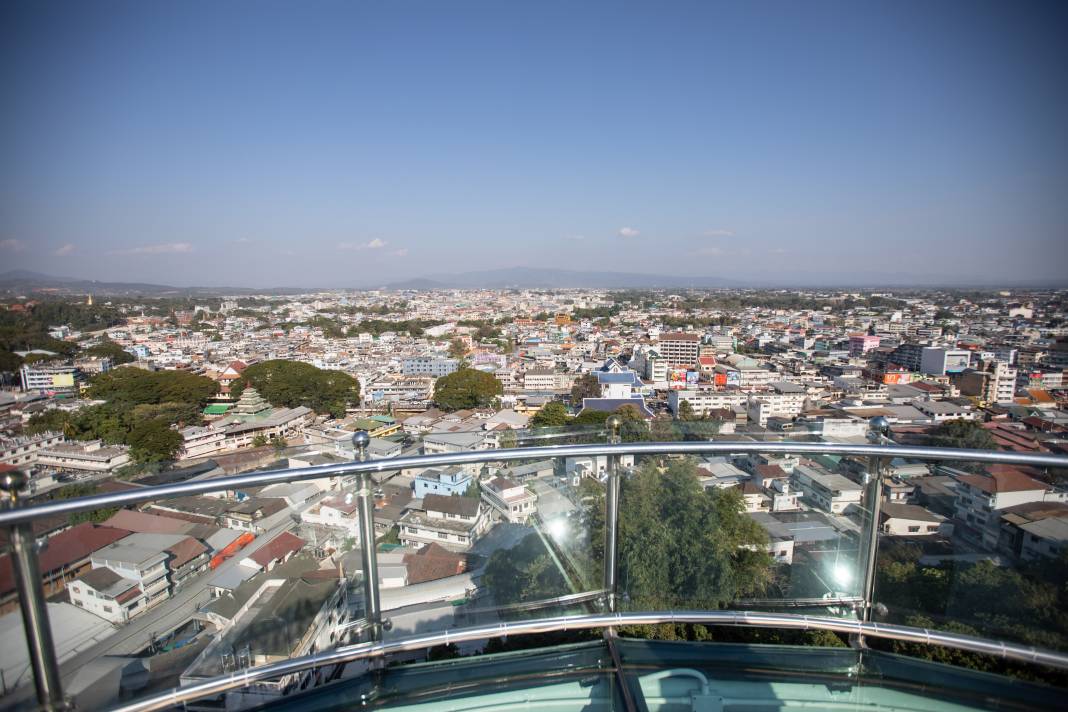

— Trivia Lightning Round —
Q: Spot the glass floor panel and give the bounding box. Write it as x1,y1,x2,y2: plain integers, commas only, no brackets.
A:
254,639,1062,712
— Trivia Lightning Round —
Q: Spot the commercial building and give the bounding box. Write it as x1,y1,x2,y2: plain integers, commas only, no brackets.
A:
35,439,132,474
19,364,83,395
657,332,701,367
402,357,459,378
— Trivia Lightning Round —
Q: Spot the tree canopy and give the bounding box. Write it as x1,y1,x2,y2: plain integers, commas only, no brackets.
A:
433,367,502,411
530,401,569,428
569,373,600,405
930,419,996,451
482,533,569,605
81,340,135,365
88,367,218,406
232,360,361,418
589,457,771,609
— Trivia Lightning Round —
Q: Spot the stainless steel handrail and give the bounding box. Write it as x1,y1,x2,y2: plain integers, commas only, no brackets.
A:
2,441,1066,527
6,439,1068,710
108,609,1068,712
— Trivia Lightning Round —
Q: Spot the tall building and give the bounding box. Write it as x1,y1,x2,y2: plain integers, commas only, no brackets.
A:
657,332,701,367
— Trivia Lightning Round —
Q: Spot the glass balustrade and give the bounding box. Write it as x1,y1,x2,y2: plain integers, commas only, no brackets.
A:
0,434,1066,711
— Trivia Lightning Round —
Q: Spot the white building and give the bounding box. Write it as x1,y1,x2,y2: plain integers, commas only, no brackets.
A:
955,470,1068,549
791,464,863,515
398,494,490,551
36,440,131,474
481,476,537,523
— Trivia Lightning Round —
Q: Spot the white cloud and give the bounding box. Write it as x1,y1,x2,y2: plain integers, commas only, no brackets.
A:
52,243,76,256
618,227,640,238
234,237,253,244
338,238,388,251
390,248,409,257
703,228,735,237
694,246,724,257
112,242,193,255
0,239,25,252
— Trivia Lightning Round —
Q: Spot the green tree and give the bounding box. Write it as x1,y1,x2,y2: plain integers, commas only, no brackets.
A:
588,457,771,611
81,340,135,365
26,409,75,437
0,350,23,373
88,368,218,408
482,533,568,605
530,402,569,428
677,399,696,421
615,404,649,443
448,338,468,359
930,419,996,451
251,434,269,448
127,419,183,463
233,360,360,418
433,367,503,411
569,373,600,405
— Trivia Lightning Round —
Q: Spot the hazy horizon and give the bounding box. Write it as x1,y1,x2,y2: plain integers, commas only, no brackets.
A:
3,1,1067,287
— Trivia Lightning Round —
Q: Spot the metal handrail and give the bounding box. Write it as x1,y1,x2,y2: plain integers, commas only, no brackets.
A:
5,439,1068,710
2,441,1066,527
109,609,1068,712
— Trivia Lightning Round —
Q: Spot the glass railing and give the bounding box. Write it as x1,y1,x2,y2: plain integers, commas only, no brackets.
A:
0,422,1066,711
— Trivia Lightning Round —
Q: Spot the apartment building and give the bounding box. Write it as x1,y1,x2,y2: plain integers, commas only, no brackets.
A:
954,469,1068,550
84,533,185,614
848,334,880,357
35,439,132,474
481,476,537,524
414,465,473,498
657,332,701,367
402,357,459,378
0,431,65,467
398,493,490,551
791,463,863,515
668,389,746,417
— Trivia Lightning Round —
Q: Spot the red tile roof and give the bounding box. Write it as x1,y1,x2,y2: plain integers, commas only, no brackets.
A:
247,531,305,568
166,536,209,569
0,524,130,596
403,543,466,584
957,469,1047,495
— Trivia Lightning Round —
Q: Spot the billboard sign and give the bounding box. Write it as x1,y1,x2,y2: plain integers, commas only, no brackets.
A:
686,371,700,385
51,373,75,388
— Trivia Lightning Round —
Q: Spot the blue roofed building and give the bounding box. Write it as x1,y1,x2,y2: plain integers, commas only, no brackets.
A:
579,368,655,419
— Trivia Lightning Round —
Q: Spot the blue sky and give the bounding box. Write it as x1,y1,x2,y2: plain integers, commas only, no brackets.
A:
2,1,1066,287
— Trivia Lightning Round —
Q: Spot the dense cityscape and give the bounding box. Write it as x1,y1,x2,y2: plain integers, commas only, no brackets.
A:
4,0,1068,709
0,284,1065,705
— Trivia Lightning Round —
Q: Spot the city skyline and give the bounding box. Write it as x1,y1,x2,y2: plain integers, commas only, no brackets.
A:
3,1,1068,286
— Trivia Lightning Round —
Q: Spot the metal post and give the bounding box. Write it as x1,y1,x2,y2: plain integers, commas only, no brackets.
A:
352,432,382,640
603,416,622,612
861,417,890,623
1,470,65,710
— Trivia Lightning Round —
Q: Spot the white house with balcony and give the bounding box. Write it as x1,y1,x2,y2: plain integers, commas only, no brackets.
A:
85,533,184,614
398,494,490,551
481,476,537,523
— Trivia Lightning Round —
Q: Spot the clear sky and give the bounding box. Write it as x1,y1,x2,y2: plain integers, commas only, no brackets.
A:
2,1,1066,287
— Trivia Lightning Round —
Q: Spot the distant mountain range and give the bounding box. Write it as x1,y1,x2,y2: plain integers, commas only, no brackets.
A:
1,267,1062,296
0,270,308,297
382,266,743,290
